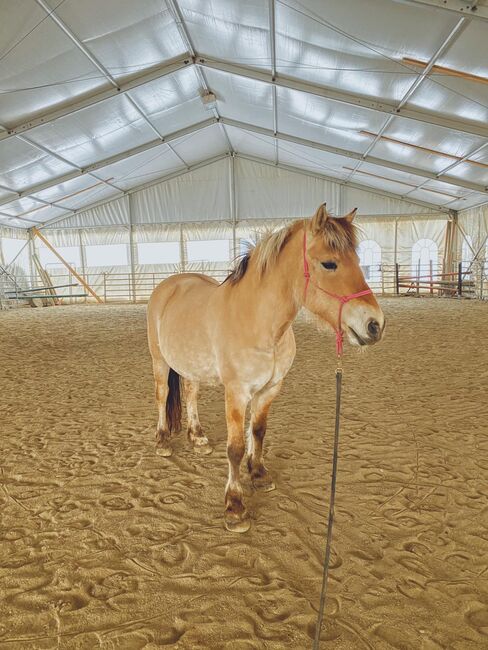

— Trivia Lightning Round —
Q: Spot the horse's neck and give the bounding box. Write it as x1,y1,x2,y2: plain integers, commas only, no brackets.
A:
232,229,303,345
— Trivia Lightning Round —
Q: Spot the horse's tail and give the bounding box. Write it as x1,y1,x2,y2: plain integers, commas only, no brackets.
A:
166,368,182,433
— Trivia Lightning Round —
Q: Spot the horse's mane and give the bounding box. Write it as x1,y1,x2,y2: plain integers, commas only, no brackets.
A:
225,215,357,285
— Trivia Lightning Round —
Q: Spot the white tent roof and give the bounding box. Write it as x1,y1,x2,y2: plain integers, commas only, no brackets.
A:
0,0,487,229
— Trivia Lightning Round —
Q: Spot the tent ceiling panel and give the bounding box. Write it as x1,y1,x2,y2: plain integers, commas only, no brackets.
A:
127,67,207,133
26,94,156,168
90,147,182,192
271,140,355,177
446,161,488,187
440,192,488,211
1,0,487,228
277,86,387,154
170,123,230,166
38,185,121,217
436,19,488,76
0,136,73,192
406,77,488,127
0,196,68,224
0,2,107,127
275,147,345,182
50,0,186,76
31,175,110,205
382,117,486,157
275,0,459,102
204,68,274,130
0,187,18,203
354,160,446,191
1,196,47,216
225,126,278,161
178,0,270,69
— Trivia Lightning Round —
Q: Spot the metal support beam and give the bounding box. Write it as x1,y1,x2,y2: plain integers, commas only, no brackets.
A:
5,114,476,224
38,153,230,229
391,0,488,23
220,117,487,194
0,56,191,144
345,17,468,183
35,0,191,181
235,153,447,213
229,154,237,256
269,0,279,166
196,55,488,139
0,119,217,211
404,139,488,198
35,0,119,88
166,0,234,153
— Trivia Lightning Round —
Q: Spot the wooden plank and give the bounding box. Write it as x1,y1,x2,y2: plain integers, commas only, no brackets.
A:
403,57,488,86
32,228,103,303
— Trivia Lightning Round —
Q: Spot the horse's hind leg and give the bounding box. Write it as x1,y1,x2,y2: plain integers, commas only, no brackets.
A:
153,358,172,457
184,379,212,455
247,381,282,491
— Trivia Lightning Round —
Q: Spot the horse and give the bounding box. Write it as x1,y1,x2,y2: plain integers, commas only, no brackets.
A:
147,204,385,532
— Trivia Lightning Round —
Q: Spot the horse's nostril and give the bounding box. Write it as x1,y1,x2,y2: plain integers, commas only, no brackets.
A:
368,319,380,339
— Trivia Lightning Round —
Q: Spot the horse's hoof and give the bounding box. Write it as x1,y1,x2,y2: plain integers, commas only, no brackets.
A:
224,515,251,533
156,446,172,457
253,478,276,492
193,443,213,456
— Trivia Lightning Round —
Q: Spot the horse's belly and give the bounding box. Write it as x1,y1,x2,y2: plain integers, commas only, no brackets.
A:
157,295,219,383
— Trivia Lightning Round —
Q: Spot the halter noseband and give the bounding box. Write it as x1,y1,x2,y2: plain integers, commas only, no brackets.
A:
302,231,372,357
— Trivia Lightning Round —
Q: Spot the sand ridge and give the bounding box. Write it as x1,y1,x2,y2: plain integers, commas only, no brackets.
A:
0,298,487,648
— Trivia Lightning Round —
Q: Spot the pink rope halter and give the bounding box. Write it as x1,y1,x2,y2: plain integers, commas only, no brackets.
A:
302,231,372,357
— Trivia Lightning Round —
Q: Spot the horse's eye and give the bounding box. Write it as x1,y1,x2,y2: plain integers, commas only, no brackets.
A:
321,261,337,271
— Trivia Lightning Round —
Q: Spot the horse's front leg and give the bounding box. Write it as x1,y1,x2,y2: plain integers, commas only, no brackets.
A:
247,380,282,491
224,385,250,533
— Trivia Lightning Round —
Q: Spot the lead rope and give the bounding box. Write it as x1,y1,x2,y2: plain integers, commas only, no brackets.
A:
313,361,342,650
302,230,372,649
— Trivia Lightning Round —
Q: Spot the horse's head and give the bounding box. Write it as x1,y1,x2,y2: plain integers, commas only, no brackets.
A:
303,204,385,348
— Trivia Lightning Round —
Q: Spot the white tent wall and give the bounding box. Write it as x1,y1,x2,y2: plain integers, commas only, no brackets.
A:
4,158,460,302
457,202,488,297
0,227,31,287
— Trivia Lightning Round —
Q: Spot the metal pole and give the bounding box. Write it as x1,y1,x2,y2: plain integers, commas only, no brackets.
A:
78,229,87,304
128,195,137,303
393,218,398,295
229,154,237,258
179,224,186,273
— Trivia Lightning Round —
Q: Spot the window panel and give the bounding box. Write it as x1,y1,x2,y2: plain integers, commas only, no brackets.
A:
186,239,230,262
137,242,180,265
85,244,128,267
39,245,81,268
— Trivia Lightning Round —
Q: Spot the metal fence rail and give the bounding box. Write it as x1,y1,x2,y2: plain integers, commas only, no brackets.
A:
6,259,487,306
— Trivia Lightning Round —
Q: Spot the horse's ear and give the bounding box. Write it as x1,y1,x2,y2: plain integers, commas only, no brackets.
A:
343,207,357,223
311,203,329,233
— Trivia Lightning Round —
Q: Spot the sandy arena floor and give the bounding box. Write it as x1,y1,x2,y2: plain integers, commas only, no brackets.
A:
1,298,488,649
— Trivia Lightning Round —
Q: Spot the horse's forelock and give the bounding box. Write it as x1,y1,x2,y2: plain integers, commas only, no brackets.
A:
321,217,358,253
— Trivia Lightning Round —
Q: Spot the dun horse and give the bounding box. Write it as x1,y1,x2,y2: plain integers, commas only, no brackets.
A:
147,204,385,532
